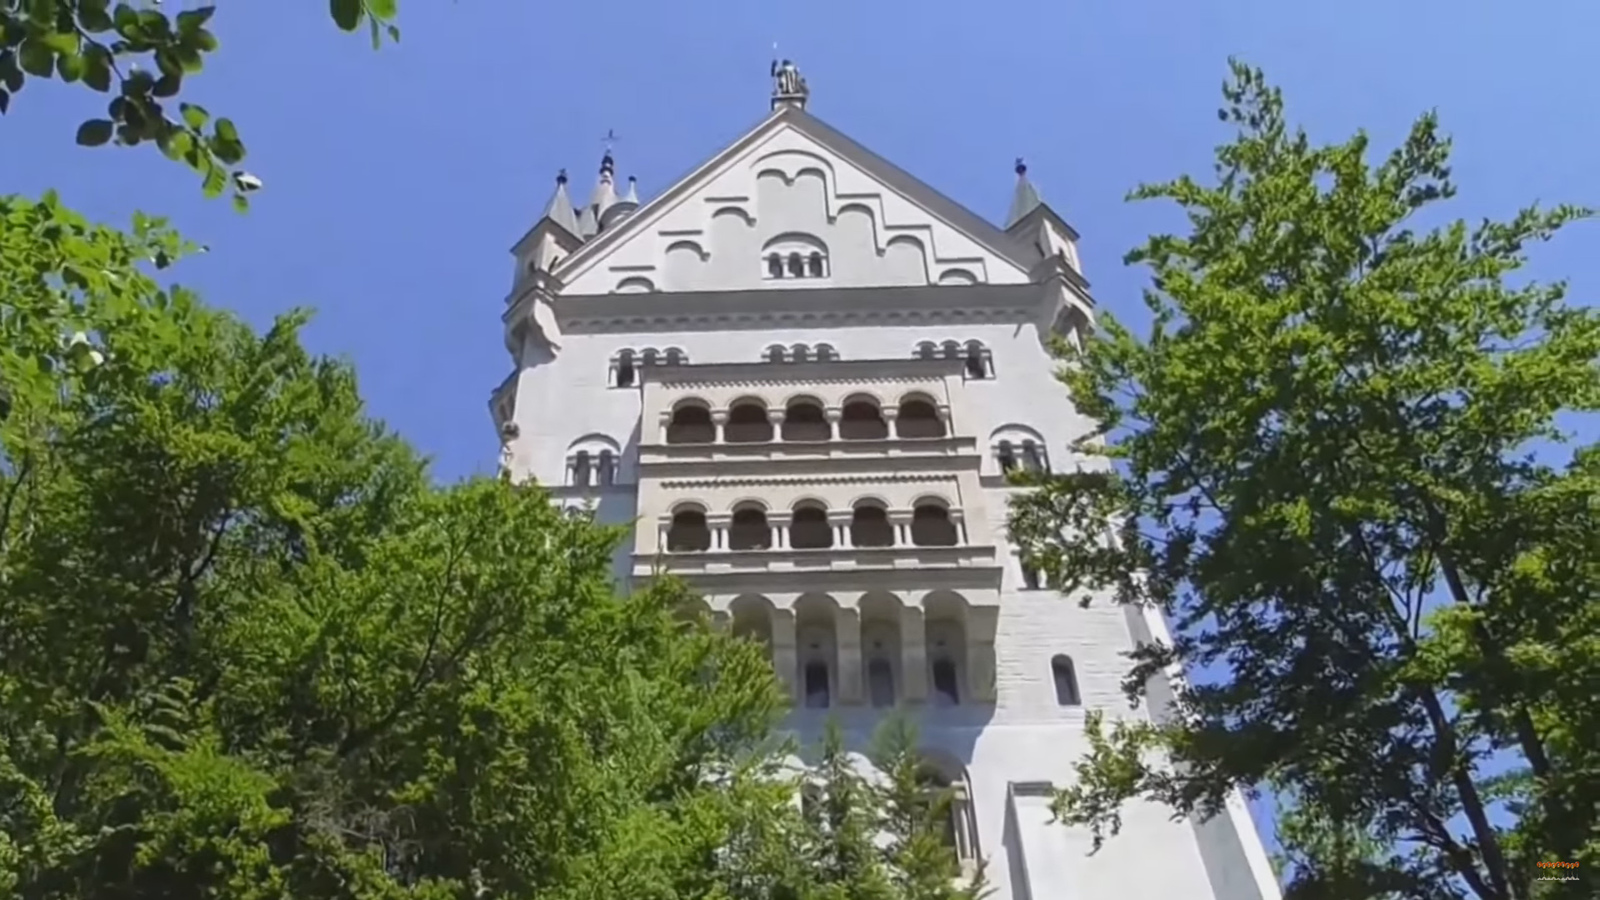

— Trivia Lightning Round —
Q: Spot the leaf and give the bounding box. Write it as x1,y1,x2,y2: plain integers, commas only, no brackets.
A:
330,0,363,31
76,119,115,146
82,47,113,92
214,117,239,143
0,88,8,115
56,52,86,84
368,0,398,19
176,7,217,34
17,39,53,78
179,102,209,130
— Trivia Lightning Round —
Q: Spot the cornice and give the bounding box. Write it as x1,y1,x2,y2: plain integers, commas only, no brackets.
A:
631,556,1003,596
551,283,1045,335
639,449,981,480
655,471,963,489
643,355,965,386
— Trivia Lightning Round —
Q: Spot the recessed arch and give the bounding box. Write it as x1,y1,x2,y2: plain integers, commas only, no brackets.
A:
614,276,656,293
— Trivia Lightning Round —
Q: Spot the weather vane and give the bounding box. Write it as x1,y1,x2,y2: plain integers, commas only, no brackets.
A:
600,128,620,152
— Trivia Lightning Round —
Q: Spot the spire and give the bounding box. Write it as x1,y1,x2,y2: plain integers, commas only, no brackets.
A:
621,175,639,205
539,169,580,235
588,148,618,222
1004,157,1043,229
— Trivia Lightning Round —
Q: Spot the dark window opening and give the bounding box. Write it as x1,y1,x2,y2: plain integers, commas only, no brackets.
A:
932,659,960,706
666,406,715,444
839,400,887,440
1021,440,1046,471
896,399,944,438
766,345,786,362
1052,655,1081,706
807,252,825,277
725,403,772,443
964,346,988,379
597,450,616,486
766,254,784,278
789,506,832,549
850,506,894,548
782,402,829,441
787,252,805,277
997,440,1018,472
868,658,895,708
667,511,711,552
1021,563,1042,591
728,508,772,551
910,504,958,547
615,353,636,387
804,662,830,708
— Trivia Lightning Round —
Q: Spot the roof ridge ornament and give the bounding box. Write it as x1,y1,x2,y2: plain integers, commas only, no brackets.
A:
770,55,809,111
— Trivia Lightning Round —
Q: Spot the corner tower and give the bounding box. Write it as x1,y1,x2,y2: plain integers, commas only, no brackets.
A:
489,62,1282,900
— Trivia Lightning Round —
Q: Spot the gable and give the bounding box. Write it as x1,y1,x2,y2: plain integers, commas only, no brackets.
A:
556,110,1034,296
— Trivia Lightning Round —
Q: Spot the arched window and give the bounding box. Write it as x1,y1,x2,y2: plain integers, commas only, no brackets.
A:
964,341,991,379
814,343,837,361
568,435,622,488
667,509,711,552
850,504,894,548
803,661,830,709
789,505,832,549
931,659,961,706
570,450,592,486
996,440,1017,472
665,347,686,366
787,252,805,277
916,341,937,360
941,340,961,360
992,426,1047,477
1020,439,1047,472
1052,655,1081,706
790,343,809,363
641,348,659,369
867,658,895,708
613,350,636,387
766,253,784,279
725,401,772,443
839,398,887,440
728,507,772,551
807,251,826,277
666,404,715,444
766,344,787,363
763,234,829,281
781,400,829,442
597,449,616,486
910,503,959,547
896,397,944,439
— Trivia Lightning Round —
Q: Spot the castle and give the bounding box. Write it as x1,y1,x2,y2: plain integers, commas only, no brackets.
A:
489,62,1281,900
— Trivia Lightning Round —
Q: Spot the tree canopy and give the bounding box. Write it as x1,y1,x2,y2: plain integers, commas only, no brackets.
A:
1008,61,1598,900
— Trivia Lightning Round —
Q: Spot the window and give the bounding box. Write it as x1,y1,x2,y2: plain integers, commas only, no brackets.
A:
1052,655,1081,706
916,341,937,360
1020,440,1047,471
804,661,830,709
807,252,825,277
850,505,894,548
910,503,959,547
839,398,887,440
597,450,616,486
895,397,944,439
787,252,805,277
667,510,711,552
570,450,592,486
781,400,829,441
916,764,979,868
567,435,622,487
992,426,1048,476
789,505,832,549
666,404,716,444
814,343,836,361
665,347,686,366
766,254,784,279
614,350,636,387
932,659,961,706
763,234,829,280
963,342,992,379
725,401,772,443
728,507,772,551
765,344,787,363
997,440,1017,472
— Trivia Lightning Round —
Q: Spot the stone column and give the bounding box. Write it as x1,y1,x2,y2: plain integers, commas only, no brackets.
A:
657,410,672,444
767,407,785,442
768,511,792,550
949,509,968,545
937,403,953,437
899,604,928,703
881,405,899,439
888,509,914,547
706,512,732,551
710,409,729,444
835,605,863,705
824,407,842,441
770,608,799,704
827,509,854,548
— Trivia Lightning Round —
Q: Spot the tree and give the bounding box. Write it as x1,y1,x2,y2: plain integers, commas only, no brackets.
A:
1,0,403,208
0,191,797,897
1270,786,1407,900
1007,61,1599,900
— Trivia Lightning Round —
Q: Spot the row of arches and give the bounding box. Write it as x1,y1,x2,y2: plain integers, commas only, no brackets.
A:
763,233,829,280
664,393,946,445
611,347,687,388
915,340,993,379
665,498,962,552
764,343,837,363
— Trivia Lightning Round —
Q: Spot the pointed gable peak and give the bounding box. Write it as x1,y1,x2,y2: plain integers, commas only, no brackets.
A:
1004,158,1044,229
538,169,580,236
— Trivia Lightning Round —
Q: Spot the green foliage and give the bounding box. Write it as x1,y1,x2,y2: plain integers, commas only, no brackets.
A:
0,0,402,209
1008,60,1598,900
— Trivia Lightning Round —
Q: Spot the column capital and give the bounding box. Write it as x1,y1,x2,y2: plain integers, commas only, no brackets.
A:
824,407,843,423
766,408,786,424
710,409,730,426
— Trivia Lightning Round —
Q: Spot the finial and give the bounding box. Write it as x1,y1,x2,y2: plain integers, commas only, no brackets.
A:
1015,157,1027,176
556,168,568,185
770,56,809,110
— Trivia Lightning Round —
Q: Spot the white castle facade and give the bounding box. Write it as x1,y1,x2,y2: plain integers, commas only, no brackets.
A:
490,65,1282,900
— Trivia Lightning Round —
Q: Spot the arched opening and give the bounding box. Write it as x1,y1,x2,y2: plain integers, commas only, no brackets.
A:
666,404,715,444
724,401,772,443
850,504,894,548
728,507,772,550
795,595,837,710
807,251,825,277
766,344,786,363
665,347,685,366
814,343,836,361
766,253,784,279
791,344,809,362
941,340,960,359
1052,655,1081,706
915,762,978,867
570,450,592,486
916,341,936,360
667,510,711,552
1020,439,1047,471
867,658,895,708
789,505,832,549
896,398,944,438
781,400,829,441
839,399,887,440
964,342,989,379
596,449,615,486
641,348,659,368
787,252,805,277
931,659,961,706
911,503,959,547
614,350,637,387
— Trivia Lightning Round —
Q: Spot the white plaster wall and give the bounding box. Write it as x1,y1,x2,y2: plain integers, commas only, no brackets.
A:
558,125,1031,295
506,315,1274,900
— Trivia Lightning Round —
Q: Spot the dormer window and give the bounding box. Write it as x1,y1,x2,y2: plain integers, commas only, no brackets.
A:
762,233,829,280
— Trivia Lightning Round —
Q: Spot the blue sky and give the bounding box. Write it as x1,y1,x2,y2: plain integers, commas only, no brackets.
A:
6,0,1597,871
